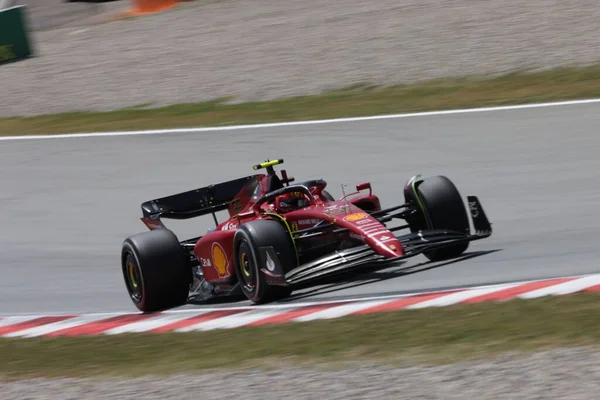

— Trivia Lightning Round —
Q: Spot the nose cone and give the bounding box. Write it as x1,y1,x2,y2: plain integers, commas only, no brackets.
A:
374,238,404,257
339,212,404,258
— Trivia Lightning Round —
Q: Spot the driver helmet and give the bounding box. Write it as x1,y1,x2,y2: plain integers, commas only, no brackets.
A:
278,191,308,213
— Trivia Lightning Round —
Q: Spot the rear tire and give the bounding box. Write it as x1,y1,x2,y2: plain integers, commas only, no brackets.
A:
407,175,470,261
121,229,191,312
233,220,296,303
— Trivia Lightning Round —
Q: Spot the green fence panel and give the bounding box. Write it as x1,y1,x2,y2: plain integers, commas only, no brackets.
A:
0,5,33,64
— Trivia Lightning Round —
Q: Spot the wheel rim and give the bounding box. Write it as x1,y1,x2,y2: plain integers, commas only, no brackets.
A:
124,254,143,302
237,240,256,293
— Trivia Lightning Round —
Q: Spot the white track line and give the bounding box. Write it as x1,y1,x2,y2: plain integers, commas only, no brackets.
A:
3,314,110,338
293,299,393,322
518,275,600,299
176,309,291,331
2,98,600,141
404,283,522,309
0,315,45,328
103,311,212,335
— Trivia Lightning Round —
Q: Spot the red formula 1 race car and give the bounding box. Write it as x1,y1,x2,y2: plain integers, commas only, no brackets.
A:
121,159,492,312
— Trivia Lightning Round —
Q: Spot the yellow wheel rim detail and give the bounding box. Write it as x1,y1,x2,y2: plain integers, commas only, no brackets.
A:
128,263,138,288
241,253,250,277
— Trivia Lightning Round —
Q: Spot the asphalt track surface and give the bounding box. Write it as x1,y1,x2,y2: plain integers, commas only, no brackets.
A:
2,102,600,315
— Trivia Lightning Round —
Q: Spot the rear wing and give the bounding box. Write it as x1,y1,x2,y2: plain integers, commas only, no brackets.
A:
140,174,262,229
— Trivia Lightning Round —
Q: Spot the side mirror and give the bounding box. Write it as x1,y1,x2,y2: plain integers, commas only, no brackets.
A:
356,182,371,194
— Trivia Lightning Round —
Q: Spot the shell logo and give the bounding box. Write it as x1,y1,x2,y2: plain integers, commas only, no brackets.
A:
344,213,368,222
211,243,229,278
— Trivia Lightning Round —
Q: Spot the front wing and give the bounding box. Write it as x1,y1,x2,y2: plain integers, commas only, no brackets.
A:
281,196,492,286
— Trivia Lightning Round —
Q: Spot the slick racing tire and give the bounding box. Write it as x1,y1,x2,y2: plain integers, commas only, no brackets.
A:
233,220,296,303
121,229,191,312
408,175,470,261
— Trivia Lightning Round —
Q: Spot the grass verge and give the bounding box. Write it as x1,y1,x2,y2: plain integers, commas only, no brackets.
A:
2,65,600,136
3,292,600,379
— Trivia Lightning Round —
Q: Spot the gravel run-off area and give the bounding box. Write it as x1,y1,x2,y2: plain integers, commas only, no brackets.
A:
4,348,600,399
2,0,600,117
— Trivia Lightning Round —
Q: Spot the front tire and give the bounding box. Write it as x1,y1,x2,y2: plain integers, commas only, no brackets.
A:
121,229,191,312
233,220,296,303
406,175,470,261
